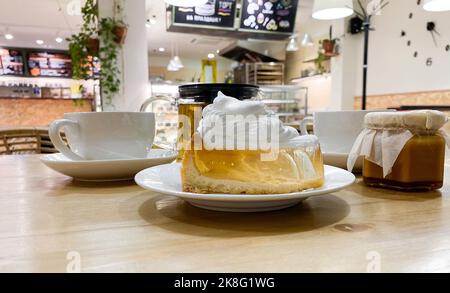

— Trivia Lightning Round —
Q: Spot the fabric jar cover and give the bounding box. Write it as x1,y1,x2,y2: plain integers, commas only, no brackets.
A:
347,110,450,177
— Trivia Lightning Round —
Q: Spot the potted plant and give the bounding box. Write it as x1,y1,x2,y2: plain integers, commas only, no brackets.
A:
87,37,100,53
113,24,128,45
82,0,99,51
319,25,339,55
112,1,128,45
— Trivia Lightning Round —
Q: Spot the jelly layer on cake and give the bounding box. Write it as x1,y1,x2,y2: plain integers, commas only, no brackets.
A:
181,146,324,194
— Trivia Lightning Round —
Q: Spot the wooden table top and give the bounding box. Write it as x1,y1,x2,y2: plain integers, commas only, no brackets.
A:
1,154,450,273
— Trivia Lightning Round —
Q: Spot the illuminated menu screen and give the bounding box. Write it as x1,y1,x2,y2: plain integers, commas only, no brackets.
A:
173,0,236,28
88,56,100,79
0,48,25,76
27,51,72,78
239,0,298,34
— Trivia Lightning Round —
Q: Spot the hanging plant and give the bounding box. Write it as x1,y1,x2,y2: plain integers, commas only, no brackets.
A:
67,0,98,80
97,0,128,104
66,0,128,105
98,17,122,101
112,1,128,45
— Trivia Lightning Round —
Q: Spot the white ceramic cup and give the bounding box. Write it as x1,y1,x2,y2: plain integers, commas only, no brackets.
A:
300,110,378,154
49,112,155,161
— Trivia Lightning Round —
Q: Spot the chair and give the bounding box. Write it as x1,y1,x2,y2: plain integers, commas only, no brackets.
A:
0,128,41,155
0,127,66,155
35,127,66,154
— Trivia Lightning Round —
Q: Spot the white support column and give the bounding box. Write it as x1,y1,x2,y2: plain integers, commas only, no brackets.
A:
98,0,149,111
330,19,361,110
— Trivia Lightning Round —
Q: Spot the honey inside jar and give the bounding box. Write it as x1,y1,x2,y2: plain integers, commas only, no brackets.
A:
363,134,445,191
348,110,448,191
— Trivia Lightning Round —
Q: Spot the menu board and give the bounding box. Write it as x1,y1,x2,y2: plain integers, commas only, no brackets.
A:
27,51,72,78
88,56,101,79
239,0,298,34
0,48,25,76
172,0,236,28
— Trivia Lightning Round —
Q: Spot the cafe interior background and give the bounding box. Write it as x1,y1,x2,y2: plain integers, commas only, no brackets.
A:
0,0,450,146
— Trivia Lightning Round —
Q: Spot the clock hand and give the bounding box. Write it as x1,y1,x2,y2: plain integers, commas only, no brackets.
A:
426,21,439,47
431,31,437,47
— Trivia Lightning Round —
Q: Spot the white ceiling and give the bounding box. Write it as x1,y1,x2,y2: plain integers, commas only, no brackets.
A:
0,0,82,49
0,0,324,59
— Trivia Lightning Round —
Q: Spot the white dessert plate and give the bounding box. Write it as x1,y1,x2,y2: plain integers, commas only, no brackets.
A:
323,152,363,172
135,163,356,212
40,149,178,181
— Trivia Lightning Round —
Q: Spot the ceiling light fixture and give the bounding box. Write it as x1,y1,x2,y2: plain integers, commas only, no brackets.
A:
423,0,450,11
167,42,180,72
4,27,13,40
158,47,165,52
167,60,179,71
146,19,151,28
172,56,184,69
207,53,215,59
55,37,64,43
312,0,354,20
164,0,208,7
286,35,299,51
36,39,44,45
171,44,184,69
301,33,314,47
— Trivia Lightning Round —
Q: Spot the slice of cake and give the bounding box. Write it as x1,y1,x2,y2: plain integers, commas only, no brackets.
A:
180,92,324,194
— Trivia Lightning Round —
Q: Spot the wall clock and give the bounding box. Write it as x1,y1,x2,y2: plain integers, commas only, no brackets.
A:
400,0,449,66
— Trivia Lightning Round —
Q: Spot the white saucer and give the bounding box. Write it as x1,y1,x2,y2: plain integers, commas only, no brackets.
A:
323,152,363,171
41,149,178,181
135,163,355,212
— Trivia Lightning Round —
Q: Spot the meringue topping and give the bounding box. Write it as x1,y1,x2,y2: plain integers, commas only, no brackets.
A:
197,92,318,150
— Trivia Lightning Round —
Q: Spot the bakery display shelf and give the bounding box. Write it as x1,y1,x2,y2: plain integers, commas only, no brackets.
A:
276,112,301,117
261,99,297,104
256,81,284,85
255,76,283,80
252,72,284,76
234,62,285,86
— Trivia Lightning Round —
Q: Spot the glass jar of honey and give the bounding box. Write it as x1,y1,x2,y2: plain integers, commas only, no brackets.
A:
348,110,449,191
177,84,260,160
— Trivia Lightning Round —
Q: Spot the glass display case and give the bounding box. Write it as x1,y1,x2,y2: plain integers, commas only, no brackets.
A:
259,85,308,128
140,82,181,148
